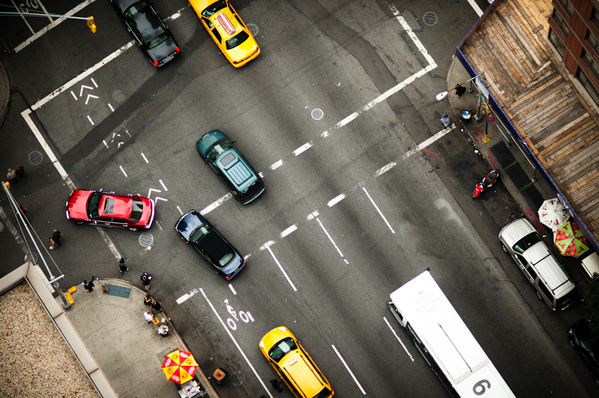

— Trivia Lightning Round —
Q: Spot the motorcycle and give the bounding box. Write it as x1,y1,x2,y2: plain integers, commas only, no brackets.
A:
473,169,500,198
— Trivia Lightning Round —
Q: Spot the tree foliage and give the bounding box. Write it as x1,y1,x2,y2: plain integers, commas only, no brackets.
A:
585,273,599,334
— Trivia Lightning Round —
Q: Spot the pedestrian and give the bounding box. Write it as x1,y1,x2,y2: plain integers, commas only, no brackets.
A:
83,274,97,292
118,257,128,273
144,309,154,323
6,168,17,184
144,293,153,306
455,84,466,98
151,299,162,312
49,229,62,250
141,272,152,290
15,166,24,180
441,114,450,127
270,378,284,393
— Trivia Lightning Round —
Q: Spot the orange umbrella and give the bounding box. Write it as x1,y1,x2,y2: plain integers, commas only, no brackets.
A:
161,350,198,384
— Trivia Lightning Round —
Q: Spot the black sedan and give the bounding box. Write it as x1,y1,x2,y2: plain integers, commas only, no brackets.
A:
568,319,599,384
175,210,246,280
111,0,180,67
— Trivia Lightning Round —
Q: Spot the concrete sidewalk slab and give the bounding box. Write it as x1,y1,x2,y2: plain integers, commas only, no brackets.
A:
62,278,218,398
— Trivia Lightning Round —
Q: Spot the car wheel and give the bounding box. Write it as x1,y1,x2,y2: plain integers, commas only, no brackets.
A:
500,243,508,253
536,291,543,301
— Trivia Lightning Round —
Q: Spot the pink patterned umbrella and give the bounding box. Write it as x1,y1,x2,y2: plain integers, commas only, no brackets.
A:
538,198,569,230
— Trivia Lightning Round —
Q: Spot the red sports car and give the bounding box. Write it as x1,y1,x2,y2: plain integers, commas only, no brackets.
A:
66,189,155,230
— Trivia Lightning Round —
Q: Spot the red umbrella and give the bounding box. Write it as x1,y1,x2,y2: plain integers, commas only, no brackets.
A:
161,350,198,384
554,221,590,258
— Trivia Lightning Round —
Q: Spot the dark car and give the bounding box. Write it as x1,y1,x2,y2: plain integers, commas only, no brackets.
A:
111,0,180,67
568,319,599,384
66,189,155,230
175,210,246,279
196,130,265,204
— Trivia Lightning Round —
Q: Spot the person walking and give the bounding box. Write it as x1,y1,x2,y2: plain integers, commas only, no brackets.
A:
83,274,97,292
49,229,62,250
270,378,284,393
118,257,128,273
6,168,17,184
141,272,152,290
15,166,25,181
441,114,450,127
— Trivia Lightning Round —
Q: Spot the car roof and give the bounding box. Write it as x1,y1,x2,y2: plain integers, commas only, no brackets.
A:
131,8,165,43
216,150,257,189
98,194,133,218
113,0,140,14
196,230,233,267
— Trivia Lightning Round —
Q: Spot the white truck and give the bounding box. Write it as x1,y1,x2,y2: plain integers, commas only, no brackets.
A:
387,271,516,398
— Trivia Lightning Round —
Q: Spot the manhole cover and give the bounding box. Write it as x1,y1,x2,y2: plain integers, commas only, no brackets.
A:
230,371,245,386
247,23,259,36
24,252,37,264
423,11,438,26
29,151,43,165
311,108,324,121
112,90,126,103
139,233,154,247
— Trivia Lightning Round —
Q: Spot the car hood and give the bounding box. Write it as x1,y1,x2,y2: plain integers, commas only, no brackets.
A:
67,190,93,220
175,210,207,241
197,130,228,157
500,219,536,248
228,38,259,60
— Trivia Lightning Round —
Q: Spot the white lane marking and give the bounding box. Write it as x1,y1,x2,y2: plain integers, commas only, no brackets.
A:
280,224,297,238
141,153,149,163
159,179,168,191
403,124,455,160
321,130,329,138
315,217,348,264
119,165,128,177
200,193,233,215
84,94,98,105
108,103,115,112
200,288,273,398
327,194,345,208
80,84,93,96
155,197,168,202
29,41,135,111
362,187,395,234
270,159,283,170
332,345,367,395
261,243,297,292
336,112,359,128
467,0,484,16
86,115,94,125
389,5,436,67
383,316,414,361
176,288,199,305
148,188,161,198
374,162,396,177
14,0,98,53
228,284,237,295
70,91,77,100
307,211,319,221
176,206,183,215
91,78,98,88
293,142,312,156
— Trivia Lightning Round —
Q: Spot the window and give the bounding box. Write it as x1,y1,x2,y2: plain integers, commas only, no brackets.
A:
592,8,599,30
538,281,552,301
578,70,599,105
582,49,599,79
587,30,599,55
552,8,570,36
549,28,566,56
556,0,575,16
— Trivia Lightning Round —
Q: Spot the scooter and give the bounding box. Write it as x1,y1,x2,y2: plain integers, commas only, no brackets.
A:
473,169,500,198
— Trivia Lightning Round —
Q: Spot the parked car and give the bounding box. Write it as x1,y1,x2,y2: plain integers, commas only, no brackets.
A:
498,218,577,310
259,326,334,398
66,189,155,230
188,0,260,67
568,319,599,385
175,210,246,279
196,130,265,204
111,0,180,67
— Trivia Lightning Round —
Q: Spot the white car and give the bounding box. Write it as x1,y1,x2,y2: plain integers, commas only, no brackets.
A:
499,219,577,310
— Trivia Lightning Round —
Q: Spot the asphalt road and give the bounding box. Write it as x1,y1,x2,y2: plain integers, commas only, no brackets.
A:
0,0,596,397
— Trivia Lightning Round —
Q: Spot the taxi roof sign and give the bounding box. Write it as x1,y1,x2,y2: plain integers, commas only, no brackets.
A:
216,12,236,36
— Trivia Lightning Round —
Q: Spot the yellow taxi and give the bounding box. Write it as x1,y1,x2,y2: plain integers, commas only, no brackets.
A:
259,326,334,398
188,0,260,67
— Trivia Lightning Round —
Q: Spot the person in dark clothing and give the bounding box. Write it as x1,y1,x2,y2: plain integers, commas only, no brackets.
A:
49,229,62,249
455,84,466,98
119,257,128,273
270,378,283,393
151,300,162,312
144,293,153,306
141,272,152,290
83,274,96,292
15,166,25,180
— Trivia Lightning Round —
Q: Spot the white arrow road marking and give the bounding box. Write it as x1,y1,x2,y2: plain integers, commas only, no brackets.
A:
85,94,99,105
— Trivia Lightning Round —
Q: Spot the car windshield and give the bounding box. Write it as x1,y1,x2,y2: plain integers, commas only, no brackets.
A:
191,225,211,242
513,232,541,254
268,337,297,362
87,192,102,218
124,1,149,18
206,141,233,161
226,31,249,49
130,199,144,222
582,332,599,352
219,252,234,266
201,0,226,17
148,32,169,49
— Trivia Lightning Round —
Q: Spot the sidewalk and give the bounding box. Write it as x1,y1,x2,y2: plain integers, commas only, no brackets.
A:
445,56,590,289
60,278,219,398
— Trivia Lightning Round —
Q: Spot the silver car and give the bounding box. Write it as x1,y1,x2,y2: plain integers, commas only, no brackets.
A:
499,219,577,310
